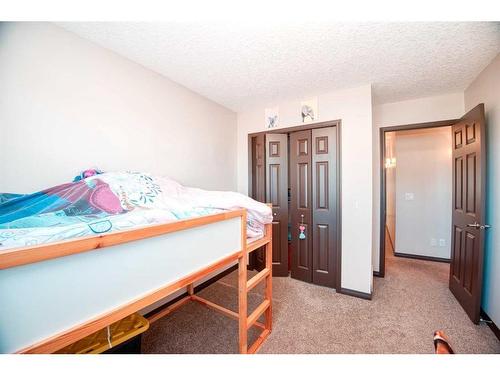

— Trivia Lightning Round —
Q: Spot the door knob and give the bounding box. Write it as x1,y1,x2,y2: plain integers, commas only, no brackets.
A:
467,222,492,230
467,222,481,229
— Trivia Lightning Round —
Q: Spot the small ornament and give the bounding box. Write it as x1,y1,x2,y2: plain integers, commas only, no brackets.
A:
299,225,306,239
298,213,306,239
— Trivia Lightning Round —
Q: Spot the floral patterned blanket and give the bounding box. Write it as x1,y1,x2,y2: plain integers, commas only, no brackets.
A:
0,172,272,250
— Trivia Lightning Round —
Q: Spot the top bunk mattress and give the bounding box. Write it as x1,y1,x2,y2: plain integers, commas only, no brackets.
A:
0,171,272,251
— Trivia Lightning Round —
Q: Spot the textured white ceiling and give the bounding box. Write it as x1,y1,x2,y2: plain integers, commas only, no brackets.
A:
57,22,500,112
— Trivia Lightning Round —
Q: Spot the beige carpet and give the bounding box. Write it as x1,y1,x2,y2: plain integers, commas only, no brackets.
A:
142,253,500,354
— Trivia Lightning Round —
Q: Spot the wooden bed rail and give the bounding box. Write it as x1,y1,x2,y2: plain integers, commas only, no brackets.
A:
0,210,245,270
3,208,272,354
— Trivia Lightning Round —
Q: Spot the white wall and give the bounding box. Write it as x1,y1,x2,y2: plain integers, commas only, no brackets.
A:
237,85,373,294
372,93,464,272
385,133,396,247
464,53,500,327
393,127,452,259
0,22,237,193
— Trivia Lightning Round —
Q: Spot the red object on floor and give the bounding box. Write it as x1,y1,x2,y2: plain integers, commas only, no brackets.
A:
434,330,454,354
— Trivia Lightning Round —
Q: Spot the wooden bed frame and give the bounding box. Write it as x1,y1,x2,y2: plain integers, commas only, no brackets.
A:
0,209,272,354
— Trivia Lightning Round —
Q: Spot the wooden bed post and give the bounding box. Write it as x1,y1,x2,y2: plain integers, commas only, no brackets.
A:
238,211,248,354
264,223,273,331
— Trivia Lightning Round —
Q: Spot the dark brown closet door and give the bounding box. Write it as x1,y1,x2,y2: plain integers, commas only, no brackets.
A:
290,130,313,283
250,134,266,271
250,134,266,203
266,133,289,276
311,127,338,288
449,104,488,324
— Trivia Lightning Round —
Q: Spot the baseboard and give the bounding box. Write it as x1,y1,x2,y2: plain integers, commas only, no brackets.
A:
481,309,500,341
394,252,451,263
145,264,238,319
373,270,383,277
340,288,372,300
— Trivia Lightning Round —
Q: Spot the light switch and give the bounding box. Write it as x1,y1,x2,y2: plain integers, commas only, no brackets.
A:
439,239,446,247
405,193,414,201
431,238,437,246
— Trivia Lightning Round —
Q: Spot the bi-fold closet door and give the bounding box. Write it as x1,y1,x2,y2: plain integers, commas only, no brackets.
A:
265,133,289,276
289,127,338,288
262,127,338,288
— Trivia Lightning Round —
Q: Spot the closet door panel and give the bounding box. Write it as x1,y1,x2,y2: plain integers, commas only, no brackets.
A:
312,126,338,288
250,134,266,271
251,134,266,203
266,133,289,276
290,130,313,283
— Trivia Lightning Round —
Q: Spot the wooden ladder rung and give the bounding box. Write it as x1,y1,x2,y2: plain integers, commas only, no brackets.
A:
246,268,270,291
247,299,270,329
246,237,270,253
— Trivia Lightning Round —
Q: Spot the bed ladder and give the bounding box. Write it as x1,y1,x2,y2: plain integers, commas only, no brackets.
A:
147,222,273,354
238,222,273,354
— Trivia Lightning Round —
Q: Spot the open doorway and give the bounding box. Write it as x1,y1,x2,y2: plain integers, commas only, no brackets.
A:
377,119,460,277
383,126,453,264
379,104,488,324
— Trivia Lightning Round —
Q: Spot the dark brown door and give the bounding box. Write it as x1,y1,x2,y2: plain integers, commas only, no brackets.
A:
250,134,266,203
290,130,313,283
449,104,488,324
311,127,338,288
250,134,266,271
266,133,289,276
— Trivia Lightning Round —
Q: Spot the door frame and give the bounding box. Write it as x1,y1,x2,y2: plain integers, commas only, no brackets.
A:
248,119,342,290
377,119,459,277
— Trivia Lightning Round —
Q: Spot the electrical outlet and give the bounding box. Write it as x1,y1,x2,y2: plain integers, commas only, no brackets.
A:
431,238,437,246
439,239,446,247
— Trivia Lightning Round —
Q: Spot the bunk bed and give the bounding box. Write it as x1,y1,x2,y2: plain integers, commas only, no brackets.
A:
0,208,272,354
0,171,273,354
